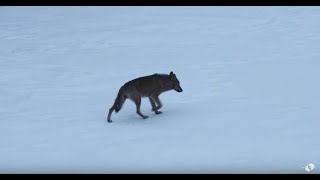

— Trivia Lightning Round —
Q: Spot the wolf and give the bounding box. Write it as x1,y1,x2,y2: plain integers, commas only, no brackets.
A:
107,71,183,123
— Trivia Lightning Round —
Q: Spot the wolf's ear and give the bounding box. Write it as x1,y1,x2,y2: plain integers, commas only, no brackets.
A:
169,71,175,80
170,72,176,80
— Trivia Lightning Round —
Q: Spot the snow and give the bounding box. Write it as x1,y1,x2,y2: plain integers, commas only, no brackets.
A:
0,6,320,173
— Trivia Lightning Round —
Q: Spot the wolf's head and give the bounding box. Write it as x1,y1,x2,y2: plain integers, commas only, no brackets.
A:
169,71,183,93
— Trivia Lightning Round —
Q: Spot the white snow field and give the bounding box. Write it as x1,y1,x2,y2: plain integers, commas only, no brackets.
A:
0,6,320,174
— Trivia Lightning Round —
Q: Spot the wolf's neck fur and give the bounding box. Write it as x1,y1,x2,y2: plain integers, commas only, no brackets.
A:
154,74,173,92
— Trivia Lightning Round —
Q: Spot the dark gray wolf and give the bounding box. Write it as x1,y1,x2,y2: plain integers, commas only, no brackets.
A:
107,71,183,123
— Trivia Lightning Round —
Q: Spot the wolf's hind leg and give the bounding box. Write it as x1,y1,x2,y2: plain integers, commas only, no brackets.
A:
107,104,115,123
149,97,162,114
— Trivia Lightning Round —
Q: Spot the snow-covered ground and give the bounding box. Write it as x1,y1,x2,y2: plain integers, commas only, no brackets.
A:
0,6,320,174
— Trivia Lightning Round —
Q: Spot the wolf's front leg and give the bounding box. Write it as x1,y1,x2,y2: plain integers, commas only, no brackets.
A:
133,95,149,119
149,97,162,114
152,95,163,111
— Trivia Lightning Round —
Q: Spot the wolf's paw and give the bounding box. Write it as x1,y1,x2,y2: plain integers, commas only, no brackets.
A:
143,115,149,119
155,111,162,115
107,119,112,123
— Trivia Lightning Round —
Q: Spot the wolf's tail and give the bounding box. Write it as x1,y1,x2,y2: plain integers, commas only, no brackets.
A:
114,87,126,113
